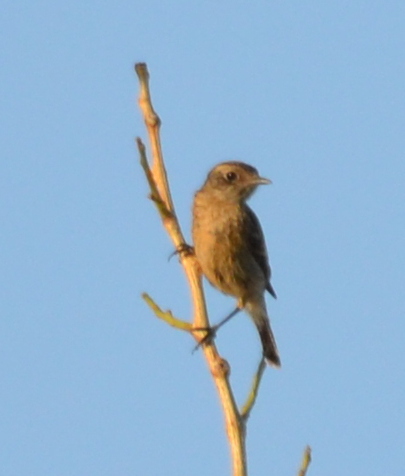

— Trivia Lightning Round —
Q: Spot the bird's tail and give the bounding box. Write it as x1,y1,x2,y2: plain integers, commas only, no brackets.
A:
258,322,281,367
245,296,281,367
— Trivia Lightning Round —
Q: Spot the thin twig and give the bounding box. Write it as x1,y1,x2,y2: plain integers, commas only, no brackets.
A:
137,138,172,218
135,63,174,215
240,357,267,422
297,446,312,476
142,293,192,331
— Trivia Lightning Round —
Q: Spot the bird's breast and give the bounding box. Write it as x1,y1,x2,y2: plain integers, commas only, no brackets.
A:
192,195,247,296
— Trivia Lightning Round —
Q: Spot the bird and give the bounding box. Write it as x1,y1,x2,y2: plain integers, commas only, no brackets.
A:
192,161,280,367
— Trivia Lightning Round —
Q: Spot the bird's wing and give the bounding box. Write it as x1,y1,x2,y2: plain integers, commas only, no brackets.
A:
244,206,277,299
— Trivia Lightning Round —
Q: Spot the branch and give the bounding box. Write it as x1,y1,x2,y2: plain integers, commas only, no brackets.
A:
297,446,312,476
135,63,175,216
135,63,247,476
137,138,172,219
240,357,266,422
142,293,192,331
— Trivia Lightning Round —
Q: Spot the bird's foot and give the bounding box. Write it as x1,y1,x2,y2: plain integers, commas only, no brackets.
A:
168,243,194,261
192,326,217,353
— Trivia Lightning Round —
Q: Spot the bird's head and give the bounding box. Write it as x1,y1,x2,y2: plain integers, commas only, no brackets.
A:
202,161,271,202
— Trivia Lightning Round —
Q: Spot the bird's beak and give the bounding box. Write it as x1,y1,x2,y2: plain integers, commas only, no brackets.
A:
256,176,272,185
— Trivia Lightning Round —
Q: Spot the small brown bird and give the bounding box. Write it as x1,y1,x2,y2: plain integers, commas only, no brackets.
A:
192,161,280,367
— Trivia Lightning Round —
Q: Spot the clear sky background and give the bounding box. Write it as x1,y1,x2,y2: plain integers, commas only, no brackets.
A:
1,2,404,475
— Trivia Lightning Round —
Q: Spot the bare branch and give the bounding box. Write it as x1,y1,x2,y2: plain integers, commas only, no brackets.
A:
135,63,175,216
137,138,172,219
297,446,312,476
142,293,192,331
135,63,247,476
240,357,267,422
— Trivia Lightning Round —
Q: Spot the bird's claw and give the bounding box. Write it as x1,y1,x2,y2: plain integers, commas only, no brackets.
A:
168,243,195,261
192,326,217,353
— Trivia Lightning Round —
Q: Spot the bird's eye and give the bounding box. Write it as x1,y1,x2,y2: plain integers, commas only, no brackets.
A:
225,171,237,182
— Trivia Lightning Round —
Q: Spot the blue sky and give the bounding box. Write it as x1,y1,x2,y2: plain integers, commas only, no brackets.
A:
1,1,405,475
